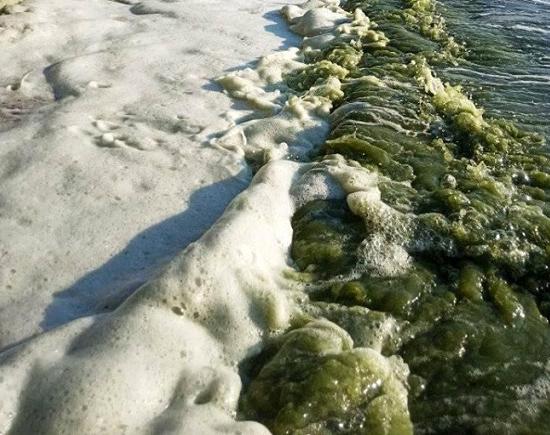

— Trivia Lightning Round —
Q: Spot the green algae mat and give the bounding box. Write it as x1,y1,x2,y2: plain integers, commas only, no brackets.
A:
235,0,550,433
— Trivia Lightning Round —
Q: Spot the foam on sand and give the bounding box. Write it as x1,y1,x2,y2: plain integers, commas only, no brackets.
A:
0,0,304,348
0,0,313,432
0,159,302,434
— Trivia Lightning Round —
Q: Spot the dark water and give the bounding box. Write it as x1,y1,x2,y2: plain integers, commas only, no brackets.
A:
440,0,550,138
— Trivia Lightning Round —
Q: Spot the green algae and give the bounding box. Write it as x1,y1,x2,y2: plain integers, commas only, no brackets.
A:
286,60,350,93
236,0,550,433
287,198,550,433
290,199,365,277
240,320,413,435
324,44,364,70
346,0,462,62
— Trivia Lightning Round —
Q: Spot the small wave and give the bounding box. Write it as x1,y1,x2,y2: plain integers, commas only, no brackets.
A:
512,23,550,35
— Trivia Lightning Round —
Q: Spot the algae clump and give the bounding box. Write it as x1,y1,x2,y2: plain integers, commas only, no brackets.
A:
240,321,413,435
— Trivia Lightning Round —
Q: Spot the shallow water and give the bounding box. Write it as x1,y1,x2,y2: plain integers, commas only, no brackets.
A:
231,1,550,433
440,0,550,138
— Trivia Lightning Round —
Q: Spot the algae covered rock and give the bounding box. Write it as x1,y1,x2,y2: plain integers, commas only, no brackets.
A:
240,320,413,435
291,198,365,277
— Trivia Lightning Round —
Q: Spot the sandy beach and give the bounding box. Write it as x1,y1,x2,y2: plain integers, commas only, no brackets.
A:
0,0,304,349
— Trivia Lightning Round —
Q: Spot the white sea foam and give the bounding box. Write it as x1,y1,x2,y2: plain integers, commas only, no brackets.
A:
0,158,304,434
512,24,550,35
0,0,304,347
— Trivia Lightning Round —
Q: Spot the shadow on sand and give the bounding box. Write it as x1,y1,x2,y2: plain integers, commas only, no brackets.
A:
263,9,301,50
40,172,249,331
39,4,298,332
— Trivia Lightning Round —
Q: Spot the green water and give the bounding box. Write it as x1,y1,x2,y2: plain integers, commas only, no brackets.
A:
238,0,550,433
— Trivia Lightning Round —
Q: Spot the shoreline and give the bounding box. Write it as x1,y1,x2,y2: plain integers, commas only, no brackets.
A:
1,0,550,433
